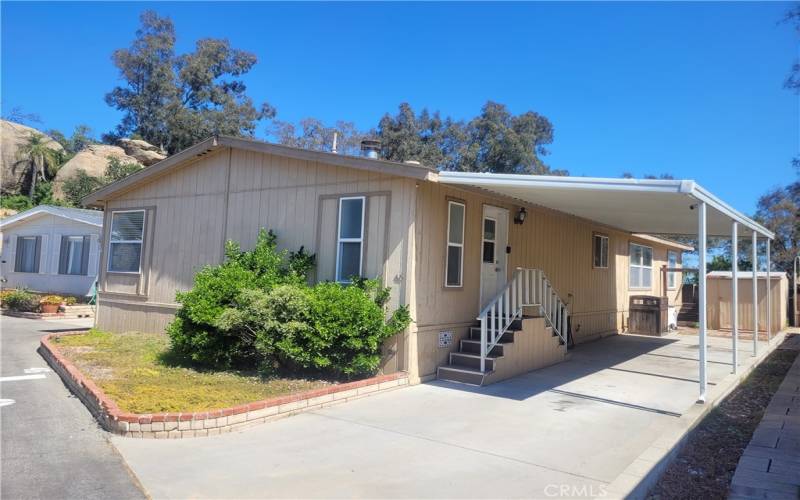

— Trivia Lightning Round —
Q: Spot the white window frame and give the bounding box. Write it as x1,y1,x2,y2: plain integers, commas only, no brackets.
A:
445,200,465,288
593,233,609,269
15,235,40,274
629,242,653,290
335,196,365,283
667,250,678,290
107,209,145,274
63,236,85,276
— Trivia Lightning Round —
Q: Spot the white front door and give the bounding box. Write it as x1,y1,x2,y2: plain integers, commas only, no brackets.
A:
480,205,509,308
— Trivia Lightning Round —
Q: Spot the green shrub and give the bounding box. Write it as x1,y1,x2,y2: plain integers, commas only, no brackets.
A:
215,279,410,378
306,279,410,376
3,289,40,312
167,229,315,369
167,230,411,378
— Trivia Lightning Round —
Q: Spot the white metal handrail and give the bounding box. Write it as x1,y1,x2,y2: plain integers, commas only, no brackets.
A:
476,267,569,372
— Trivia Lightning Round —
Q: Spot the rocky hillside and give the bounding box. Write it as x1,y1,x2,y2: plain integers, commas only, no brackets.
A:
53,145,141,198
1,120,63,194
1,119,166,200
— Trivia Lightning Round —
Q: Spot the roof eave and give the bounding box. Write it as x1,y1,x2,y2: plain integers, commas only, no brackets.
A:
688,184,774,239
83,135,438,207
82,137,220,207
0,207,103,229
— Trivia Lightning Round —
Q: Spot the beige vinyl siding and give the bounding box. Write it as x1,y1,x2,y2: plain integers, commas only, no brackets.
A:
412,182,686,380
96,147,417,376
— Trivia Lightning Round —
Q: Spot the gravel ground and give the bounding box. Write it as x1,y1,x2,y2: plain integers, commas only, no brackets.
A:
647,334,799,499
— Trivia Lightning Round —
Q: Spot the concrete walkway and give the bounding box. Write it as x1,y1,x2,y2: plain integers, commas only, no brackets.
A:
729,334,800,500
111,331,773,499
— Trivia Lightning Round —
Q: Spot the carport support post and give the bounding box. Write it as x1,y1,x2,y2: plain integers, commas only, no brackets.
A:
697,201,708,403
731,221,738,374
752,231,758,356
766,239,771,342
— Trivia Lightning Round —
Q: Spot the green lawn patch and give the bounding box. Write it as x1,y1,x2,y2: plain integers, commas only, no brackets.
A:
53,330,331,413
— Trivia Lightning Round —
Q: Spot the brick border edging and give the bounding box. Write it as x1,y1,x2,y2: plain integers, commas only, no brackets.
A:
40,332,408,439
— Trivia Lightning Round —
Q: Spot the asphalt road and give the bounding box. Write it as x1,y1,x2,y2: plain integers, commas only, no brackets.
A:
0,315,145,500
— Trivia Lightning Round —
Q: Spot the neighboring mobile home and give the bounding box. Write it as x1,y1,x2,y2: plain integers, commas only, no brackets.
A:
84,136,752,386
0,205,103,296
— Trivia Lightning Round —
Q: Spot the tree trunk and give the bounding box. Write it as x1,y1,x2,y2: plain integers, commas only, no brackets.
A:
28,160,37,199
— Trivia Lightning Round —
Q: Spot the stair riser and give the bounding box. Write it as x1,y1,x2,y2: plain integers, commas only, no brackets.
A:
460,340,504,356
450,354,496,371
472,318,523,330
437,368,484,385
468,328,515,343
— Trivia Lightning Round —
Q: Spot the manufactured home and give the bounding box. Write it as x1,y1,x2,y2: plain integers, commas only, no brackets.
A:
0,205,103,296
83,136,774,391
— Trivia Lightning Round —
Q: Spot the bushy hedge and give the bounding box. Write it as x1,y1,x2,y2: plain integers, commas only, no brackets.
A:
2,289,41,312
167,230,410,378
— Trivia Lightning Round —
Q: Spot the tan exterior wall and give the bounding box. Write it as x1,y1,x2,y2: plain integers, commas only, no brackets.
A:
707,275,788,333
412,182,686,381
96,147,417,374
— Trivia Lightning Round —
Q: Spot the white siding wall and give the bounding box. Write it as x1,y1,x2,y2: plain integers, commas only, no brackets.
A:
0,214,101,296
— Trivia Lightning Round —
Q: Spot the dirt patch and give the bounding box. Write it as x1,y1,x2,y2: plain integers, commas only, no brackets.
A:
647,335,799,499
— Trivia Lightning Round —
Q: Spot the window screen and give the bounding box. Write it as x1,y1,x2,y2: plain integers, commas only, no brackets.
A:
108,211,145,273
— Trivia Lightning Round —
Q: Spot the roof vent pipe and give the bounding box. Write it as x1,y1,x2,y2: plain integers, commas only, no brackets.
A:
360,139,381,159
331,132,338,154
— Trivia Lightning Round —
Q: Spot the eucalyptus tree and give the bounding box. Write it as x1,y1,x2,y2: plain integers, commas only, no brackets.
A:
105,10,275,154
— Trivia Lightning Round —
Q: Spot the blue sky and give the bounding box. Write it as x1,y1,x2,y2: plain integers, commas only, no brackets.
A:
2,2,797,215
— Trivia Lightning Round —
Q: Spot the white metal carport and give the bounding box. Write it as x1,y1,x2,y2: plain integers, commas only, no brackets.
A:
437,172,776,403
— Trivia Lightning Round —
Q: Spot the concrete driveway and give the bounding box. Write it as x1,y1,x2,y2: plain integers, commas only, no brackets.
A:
112,331,755,499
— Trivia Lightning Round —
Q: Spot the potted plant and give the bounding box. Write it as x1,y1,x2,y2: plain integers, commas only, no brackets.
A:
40,295,64,314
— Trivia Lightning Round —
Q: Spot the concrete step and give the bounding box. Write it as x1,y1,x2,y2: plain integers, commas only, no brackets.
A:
437,365,489,386
460,339,510,356
449,352,501,371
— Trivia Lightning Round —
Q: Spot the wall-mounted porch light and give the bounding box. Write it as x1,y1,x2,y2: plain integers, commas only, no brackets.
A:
514,207,527,225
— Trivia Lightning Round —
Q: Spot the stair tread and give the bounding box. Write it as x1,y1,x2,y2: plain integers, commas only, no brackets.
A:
461,339,512,345
438,365,493,375
450,352,502,360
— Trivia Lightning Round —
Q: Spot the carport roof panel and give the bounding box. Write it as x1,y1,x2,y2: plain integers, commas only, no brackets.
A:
437,172,773,239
